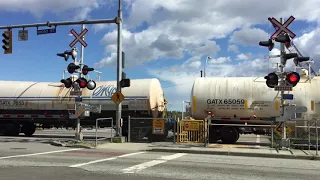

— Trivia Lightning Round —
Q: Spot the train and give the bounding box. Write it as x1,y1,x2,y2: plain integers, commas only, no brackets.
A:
190,74,320,144
0,78,167,139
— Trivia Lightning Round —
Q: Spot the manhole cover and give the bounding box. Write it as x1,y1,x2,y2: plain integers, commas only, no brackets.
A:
10,148,27,150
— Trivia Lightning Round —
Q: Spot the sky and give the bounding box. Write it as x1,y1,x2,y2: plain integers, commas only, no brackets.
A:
0,0,319,111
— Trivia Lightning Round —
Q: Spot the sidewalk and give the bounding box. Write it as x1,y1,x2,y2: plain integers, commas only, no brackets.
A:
97,142,320,160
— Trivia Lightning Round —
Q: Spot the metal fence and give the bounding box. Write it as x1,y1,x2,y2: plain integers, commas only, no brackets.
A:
128,117,176,143
94,117,115,147
271,120,319,153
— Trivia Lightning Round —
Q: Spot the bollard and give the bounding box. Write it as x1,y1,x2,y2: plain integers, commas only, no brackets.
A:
128,116,131,142
308,121,311,151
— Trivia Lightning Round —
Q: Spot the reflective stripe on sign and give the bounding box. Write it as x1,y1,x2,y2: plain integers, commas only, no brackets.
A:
311,100,314,111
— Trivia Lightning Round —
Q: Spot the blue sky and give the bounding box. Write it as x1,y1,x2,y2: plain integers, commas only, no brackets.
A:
0,0,319,110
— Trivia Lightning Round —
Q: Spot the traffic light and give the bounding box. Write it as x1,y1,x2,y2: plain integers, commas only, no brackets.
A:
57,47,78,61
264,72,278,88
82,65,94,75
2,30,12,54
274,34,291,48
76,77,88,88
67,63,80,74
120,78,130,88
293,57,310,66
259,39,274,51
286,72,300,87
60,78,73,88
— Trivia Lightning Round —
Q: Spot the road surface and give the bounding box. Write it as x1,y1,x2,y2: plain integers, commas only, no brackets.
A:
0,141,319,180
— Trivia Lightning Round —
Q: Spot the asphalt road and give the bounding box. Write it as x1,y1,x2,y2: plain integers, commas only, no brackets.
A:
0,141,319,180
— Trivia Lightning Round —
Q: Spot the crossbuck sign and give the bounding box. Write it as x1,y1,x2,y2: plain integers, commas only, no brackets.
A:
268,16,296,39
69,28,88,48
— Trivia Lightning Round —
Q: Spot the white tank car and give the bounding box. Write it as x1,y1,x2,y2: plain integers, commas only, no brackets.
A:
0,78,165,117
191,76,320,120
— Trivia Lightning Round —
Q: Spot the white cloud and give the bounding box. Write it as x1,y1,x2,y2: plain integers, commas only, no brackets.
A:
237,53,249,60
208,57,232,64
229,28,269,46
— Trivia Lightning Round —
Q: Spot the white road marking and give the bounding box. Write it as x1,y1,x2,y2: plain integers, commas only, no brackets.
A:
69,151,145,168
255,135,260,148
0,148,83,160
121,153,187,174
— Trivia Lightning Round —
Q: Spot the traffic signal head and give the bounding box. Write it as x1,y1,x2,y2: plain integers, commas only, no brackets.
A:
67,63,80,74
82,65,94,75
87,80,96,90
264,72,278,88
60,78,73,88
120,78,130,88
76,77,88,88
274,34,291,48
259,39,274,51
293,57,310,66
2,30,12,54
286,72,300,87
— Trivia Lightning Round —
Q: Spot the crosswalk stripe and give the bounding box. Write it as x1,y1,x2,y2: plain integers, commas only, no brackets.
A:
121,153,187,173
69,151,145,168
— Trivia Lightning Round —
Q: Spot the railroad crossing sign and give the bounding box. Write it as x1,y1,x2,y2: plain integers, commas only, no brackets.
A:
274,123,293,136
69,28,88,48
111,91,125,105
268,16,296,39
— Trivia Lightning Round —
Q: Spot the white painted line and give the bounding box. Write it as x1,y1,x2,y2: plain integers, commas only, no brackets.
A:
69,151,145,168
255,135,261,148
121,153,187,174
0,148,83,160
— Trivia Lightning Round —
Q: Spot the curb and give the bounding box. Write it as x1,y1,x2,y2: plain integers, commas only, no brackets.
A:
147,148,320,161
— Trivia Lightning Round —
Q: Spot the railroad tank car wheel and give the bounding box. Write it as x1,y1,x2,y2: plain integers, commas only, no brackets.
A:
220,127,239,144
22,123,36,137
3,123,21,136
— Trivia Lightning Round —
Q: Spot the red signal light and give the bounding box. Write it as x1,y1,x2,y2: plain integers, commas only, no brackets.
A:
76,78,88,88
286,72,300,87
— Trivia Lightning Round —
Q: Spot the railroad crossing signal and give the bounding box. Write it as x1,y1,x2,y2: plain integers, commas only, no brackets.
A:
274,33,291,48
61,78,73,88
264,72,278,88
69,28,88,48
268,16,296,39
286,72,300,87
293,57,310,66
259,39,274,51
67,63,80,74
82,65,94,75
274,123,292,136
2,30,12,54
111,91,125,105
57,47,78,61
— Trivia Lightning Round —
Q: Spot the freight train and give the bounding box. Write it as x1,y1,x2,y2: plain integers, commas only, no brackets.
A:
0,78,166,139
190,74,320,144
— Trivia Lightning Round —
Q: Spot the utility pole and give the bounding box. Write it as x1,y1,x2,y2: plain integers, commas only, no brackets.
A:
278,18,287,149
115,0,123,137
